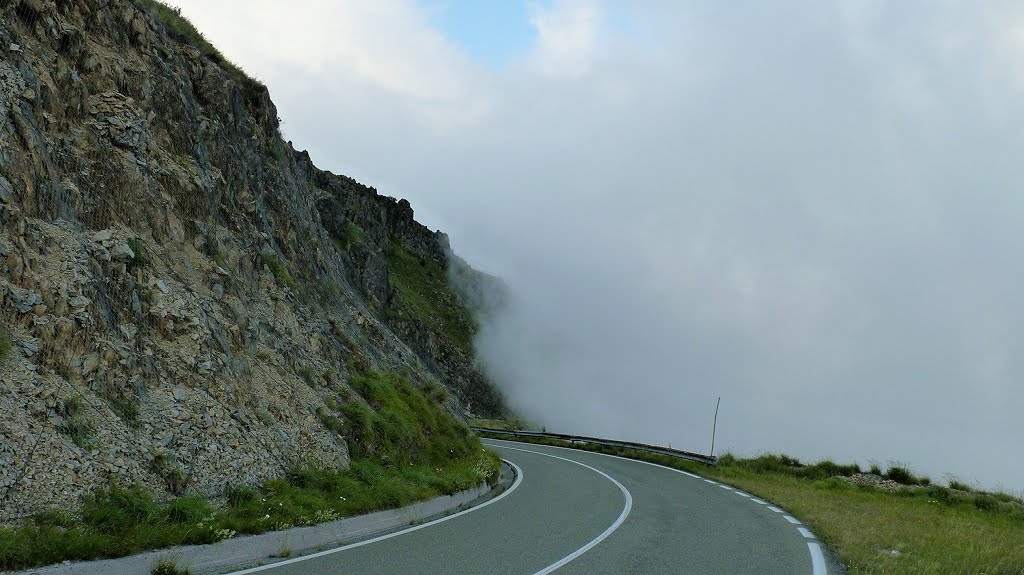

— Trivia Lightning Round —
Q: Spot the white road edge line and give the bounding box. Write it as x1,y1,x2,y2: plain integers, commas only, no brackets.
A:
783,515,801,525
223,459,525,575
483,439,827,575
808,542,828,575
483,438,703,482
798,527,815,539
494,445,634,575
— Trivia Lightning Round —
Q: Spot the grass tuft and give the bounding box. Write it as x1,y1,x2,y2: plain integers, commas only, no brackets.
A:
261,250,296,290
0,325,10,364
151,558,192,575
58,396,97,450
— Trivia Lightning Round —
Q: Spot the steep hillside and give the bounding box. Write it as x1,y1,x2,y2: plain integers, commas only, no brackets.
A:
0,0,504,522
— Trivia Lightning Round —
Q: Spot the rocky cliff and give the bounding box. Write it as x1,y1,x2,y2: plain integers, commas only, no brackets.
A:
0,0,503,521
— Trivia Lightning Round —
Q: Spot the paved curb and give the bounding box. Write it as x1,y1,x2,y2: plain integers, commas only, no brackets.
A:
8,463,515,575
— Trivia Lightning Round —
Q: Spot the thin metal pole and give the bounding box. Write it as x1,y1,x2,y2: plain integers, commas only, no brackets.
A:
710,396,721,457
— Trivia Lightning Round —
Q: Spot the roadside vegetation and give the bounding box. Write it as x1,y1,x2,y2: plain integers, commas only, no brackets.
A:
476,430,1024,575
385,242,476,356
0,372,501,571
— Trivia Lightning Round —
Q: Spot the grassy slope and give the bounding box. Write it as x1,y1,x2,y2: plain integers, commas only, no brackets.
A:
476,432,1024,575
0,373,500,570
385,243,476,356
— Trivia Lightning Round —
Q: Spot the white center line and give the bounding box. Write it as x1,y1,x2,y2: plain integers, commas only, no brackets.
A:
495,445,633,575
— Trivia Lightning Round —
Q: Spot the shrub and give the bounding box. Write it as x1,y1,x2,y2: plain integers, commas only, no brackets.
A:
299,368,317,388
0,325,11,363
149,452,189,496
949,479,974,492
127,238,148,270
885,466,915,485
59,397,97,450
108,394,140,427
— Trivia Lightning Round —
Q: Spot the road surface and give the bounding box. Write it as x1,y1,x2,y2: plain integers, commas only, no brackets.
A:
227,439,837,574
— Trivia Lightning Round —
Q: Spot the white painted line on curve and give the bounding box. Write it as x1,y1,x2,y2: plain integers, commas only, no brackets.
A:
483,439,830,575
735,492,751,498
783,515,801,525
223,460,525,575
719,484,734,491
798,527,815,539
495,445,633,575
808,541,828,575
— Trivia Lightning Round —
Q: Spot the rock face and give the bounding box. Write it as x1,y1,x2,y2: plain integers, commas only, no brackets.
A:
0,0,504,521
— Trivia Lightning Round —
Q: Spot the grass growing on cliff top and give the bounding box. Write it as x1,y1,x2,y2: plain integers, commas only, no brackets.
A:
134,0,257,88
477,431,1024,575
0,373,501,571
385,242,476,356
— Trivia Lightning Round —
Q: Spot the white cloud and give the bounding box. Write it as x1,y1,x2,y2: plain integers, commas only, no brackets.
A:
164,0,1024,491
527,0,604,78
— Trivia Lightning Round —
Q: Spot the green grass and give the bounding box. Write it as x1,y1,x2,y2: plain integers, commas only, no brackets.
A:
0,325,10,364
332,221,366,251
151,558,192,575
385,243,476,356
261,250,296,290
0,372,501,571
58,397,97,450
127,238,148,270
133,0,258,89
477,432,1024,575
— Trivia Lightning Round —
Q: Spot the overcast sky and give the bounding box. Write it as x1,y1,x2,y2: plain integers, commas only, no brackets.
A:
167,0,1024,491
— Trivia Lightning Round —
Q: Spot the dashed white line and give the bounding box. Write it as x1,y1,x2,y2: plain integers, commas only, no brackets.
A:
750,498,767,504
496,445,633,575
768,506,784,513
783,515,801,525
719,484,735,491
735,492,751,498
798,527,815,539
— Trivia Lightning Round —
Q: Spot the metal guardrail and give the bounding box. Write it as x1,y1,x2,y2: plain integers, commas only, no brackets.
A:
471,427,717,466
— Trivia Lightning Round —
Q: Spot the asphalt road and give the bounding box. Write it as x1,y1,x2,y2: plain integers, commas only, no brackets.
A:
228,439,836,575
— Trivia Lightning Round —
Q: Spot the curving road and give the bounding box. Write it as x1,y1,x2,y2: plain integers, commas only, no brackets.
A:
227,439,839,575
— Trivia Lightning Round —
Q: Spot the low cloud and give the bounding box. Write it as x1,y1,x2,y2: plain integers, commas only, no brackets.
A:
170,0,1024,491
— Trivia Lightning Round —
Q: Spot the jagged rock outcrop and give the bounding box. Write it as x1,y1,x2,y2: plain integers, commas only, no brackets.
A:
0,0,503,521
